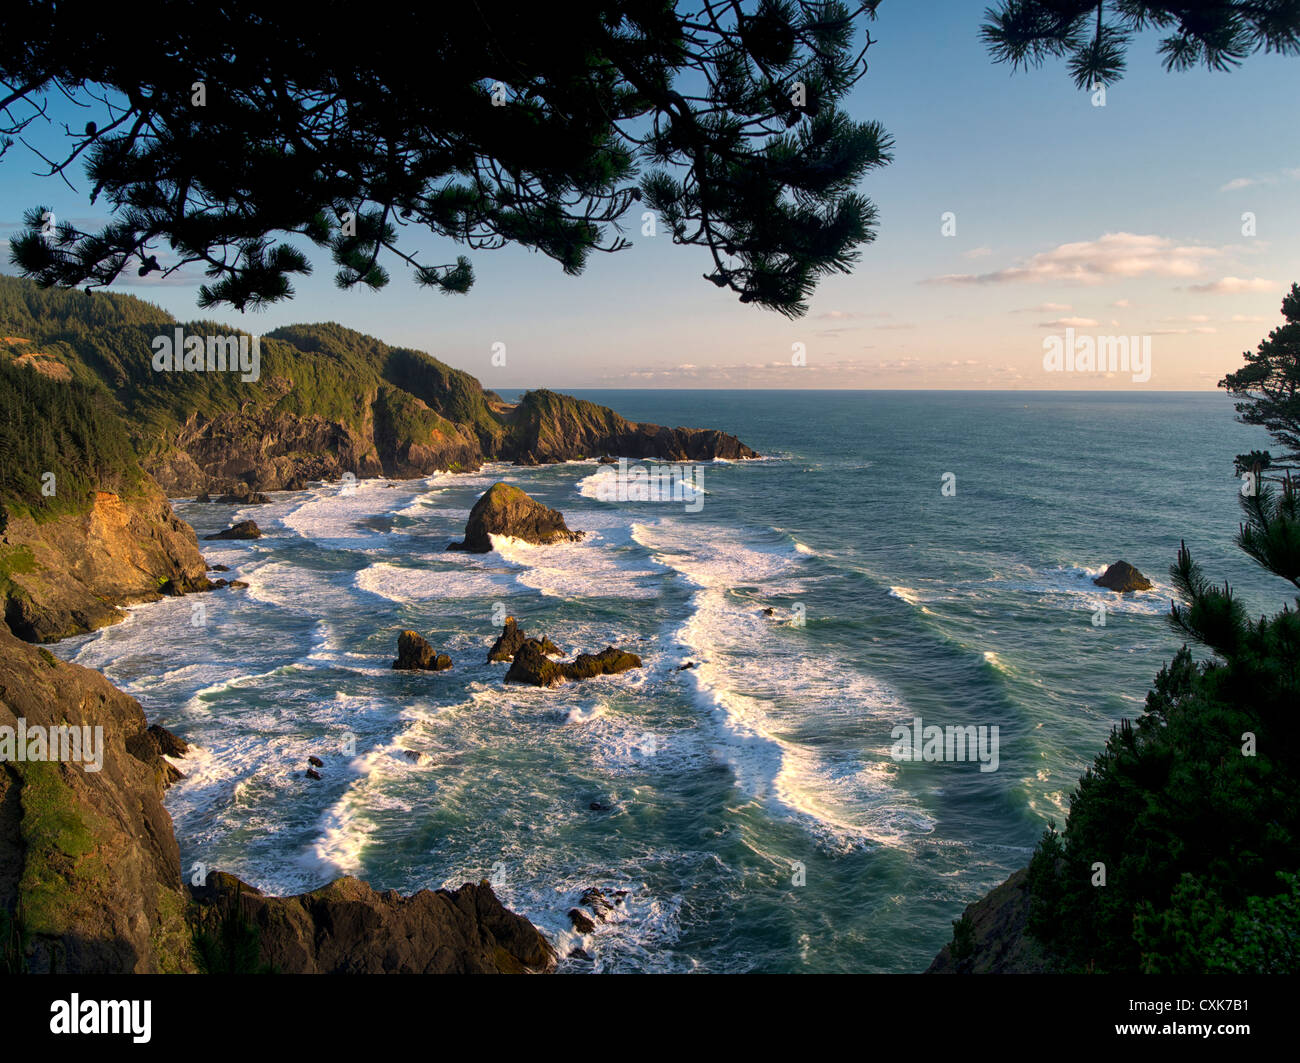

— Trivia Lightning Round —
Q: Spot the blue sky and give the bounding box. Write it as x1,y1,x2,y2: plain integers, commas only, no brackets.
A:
2,0,1297,389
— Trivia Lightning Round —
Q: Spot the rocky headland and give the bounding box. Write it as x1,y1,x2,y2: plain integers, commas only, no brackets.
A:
0,623,554,973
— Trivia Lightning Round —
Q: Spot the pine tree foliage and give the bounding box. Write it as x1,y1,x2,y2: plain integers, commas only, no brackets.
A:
1,1,892,317
982,1,1300,89
1018,286,1300,973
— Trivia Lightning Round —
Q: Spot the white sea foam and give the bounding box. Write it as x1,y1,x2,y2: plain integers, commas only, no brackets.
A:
280,478,422,543
354,560,517,602
632,519,933,851
491,531,664,600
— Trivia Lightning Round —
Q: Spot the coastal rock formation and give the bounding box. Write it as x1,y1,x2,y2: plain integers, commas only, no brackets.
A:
0,624,196,973
487,617,561,663
0,479,210,643
213,486,271,505
505,641,642,687
392,630,452,671
0,623,555,974
190,871,556,974
448,483,582,554
565,647,642,681
0,279,755,495
1093,560,1153,593
203,520,262,541
925,868,1057,974
504,640,566,686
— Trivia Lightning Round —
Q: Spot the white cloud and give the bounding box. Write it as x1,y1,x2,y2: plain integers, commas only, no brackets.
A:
1187,276,1278,294
1039,317,1099,328
963,246,993,259
1219,167,1300,193
1012,302,1072,313
923,233,1218,286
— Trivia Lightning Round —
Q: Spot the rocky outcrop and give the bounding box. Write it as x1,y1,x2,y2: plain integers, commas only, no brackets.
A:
392,630,452,671
504,641,642,687
1,280,756,495
565,647,643,680
0,624,195,973
503,389,759,466
190,871,555,973
0,479,210,643
925,868,1058,974
487,617,561,663
447,483,582,554
213,487,271,505
0,623,554,974
504,640,567,687
1093,561,1153,593
202,520,262,541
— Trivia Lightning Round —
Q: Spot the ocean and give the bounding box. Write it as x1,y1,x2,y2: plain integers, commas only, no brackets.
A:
54,390,1288,973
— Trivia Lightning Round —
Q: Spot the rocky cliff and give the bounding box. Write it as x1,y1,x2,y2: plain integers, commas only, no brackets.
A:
925,868,1058,974
0,478,212,643
0,625,555,974
0,278,758,497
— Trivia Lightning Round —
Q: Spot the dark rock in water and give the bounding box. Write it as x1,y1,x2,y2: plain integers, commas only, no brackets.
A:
148,723,189,758
392,630,453,671
209,563,229,572
196,491,211,502
1093,561,1153,593
568,947,593,961
227,580,249,589
589,801,611,812
210,578,228,589
505,641,641,687
762,607,776,617
504,639,567,686
568,908,597,934
204,519,262,540
516,452,540,467
188,872,558,973
447,482,582,554
158,573,217,595
308,756,324,768
676,661,696,671
305,768,322,781
215,486,271,504
580,888,615,920
598,455,618,465
487,616,561,662
284,476,306,491
564,646,642,681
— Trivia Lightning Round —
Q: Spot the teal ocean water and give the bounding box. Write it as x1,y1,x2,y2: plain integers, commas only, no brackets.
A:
56,390,1287,972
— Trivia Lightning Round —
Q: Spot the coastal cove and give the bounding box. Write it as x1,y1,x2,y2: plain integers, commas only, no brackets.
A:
50,390,1284,973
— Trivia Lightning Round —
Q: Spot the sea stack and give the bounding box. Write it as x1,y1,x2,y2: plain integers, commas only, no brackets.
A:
504,641,642,687
1093,561,1153,593
487,617,561,662
447,482,583,554
392,630,452,671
